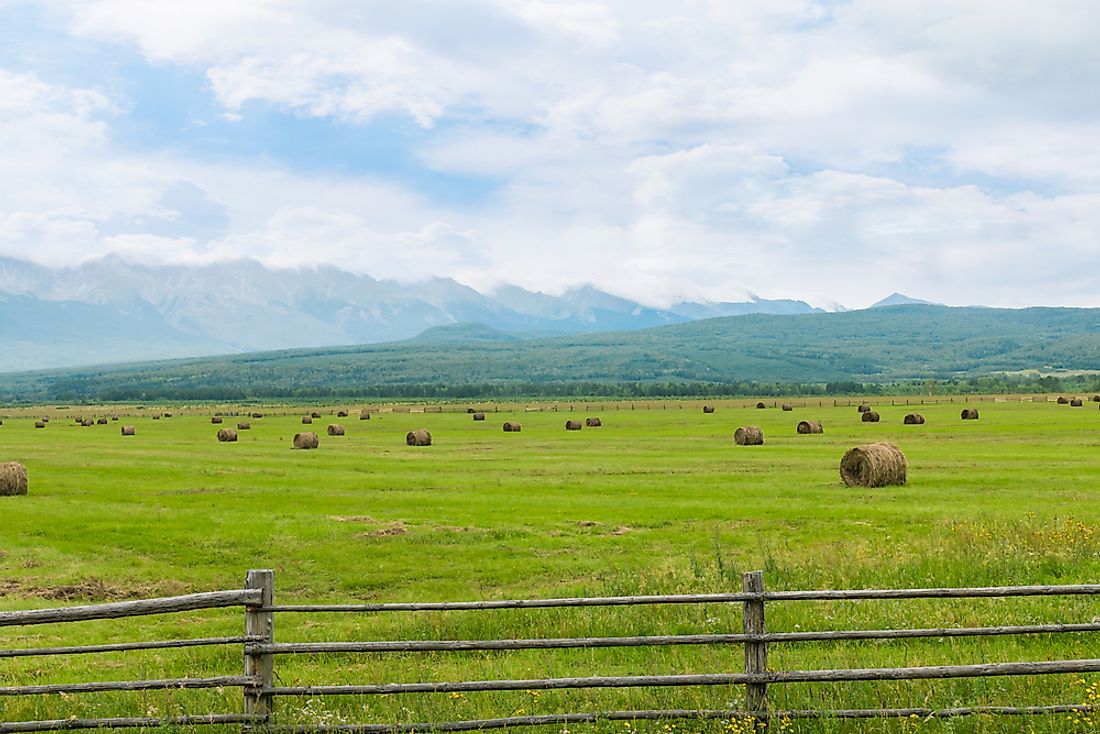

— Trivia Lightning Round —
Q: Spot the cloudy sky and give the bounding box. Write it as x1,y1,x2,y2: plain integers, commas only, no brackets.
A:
2,1,1099,309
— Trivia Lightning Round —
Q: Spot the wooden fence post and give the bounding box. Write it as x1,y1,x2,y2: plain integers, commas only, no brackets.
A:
245,569,275,726
742,570,768,724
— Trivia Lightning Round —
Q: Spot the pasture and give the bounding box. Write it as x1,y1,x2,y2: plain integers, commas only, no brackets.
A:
0,398,1098,732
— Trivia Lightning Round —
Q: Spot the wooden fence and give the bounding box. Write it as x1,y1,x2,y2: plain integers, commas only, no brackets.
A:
1,570,1098,732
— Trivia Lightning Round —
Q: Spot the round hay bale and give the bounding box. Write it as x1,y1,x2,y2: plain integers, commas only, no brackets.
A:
781,403,793,411
81,419,94,427
840,443,907,487
327,424,345,436
0,462,29,496
1057,396,1069,404
503,422,522,432
301,416,313,424
1070,398,1083,407
41,417,49,423
211,416,223,424
216,428,238,443
467,408,476,414
585,417,602,427
406,429,432,446
961,408,979,420
903,413,925,425
360,411,371,420
250,412,264,419
861,411,880,423
733,426,764,445
796,420,823,434
337,410,348,417
473,412,486,421
857,403,872,413
293,432,319,450
755,402,766,409
152,415,161,420
1091,395,1100,402
110,415,119,421
120,425,136,436
310,412,321,419
237,422,251,430
702,405,715,414
34,421,45,429
565,420,583,431
96,417,108,425
163,413,172,418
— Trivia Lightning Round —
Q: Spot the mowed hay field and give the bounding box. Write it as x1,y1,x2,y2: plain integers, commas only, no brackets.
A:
0,399,1098,732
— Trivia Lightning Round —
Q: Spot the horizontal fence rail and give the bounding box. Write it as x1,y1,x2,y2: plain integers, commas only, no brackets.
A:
1,570,1098,732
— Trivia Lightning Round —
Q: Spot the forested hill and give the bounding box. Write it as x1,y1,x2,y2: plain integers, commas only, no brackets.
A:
3,304,1100,402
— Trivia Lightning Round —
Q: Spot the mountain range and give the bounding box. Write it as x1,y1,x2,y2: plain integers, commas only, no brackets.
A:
0,256,831,373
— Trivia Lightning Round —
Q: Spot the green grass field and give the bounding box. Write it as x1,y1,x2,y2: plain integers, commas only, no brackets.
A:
1,398,1098,732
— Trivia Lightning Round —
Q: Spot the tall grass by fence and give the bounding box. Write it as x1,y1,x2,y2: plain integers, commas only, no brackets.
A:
1,571,1098,732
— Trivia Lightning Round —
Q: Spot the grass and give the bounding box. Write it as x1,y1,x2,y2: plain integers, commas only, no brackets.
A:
0,397,1098,732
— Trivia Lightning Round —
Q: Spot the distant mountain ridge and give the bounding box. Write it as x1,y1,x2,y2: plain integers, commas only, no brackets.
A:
0,256,824,372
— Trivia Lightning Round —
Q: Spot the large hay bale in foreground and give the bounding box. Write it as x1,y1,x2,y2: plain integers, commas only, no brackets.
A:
473,412,486,421
903,413,925,425
406,429,432,446
216,428,238,443
781,403,793,412
503,422,522,432
211,417,223,424
840,443,907,487
796,420,823,434
120,425,135,436
0,462,28,496
585,417,602,427
861,411,880,423
961,408,979,420
565,420,583,431
301,416,313,424
702,405,715,414
734,425,764,445
1070,398,1083,407
857,403,871,413
327,424,345,436
237,422,251,430
293,432,319,450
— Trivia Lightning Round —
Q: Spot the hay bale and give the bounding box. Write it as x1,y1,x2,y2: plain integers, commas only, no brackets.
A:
337,410,348,417
110,415,119,421
861,411,880,423
152,415,160,420
961,408,979,420
857,403,871,413
0,462,28,496
702,405,715,414
903,413,925,425
406,429,432,446
301,416,313,424
1057,396,1069,404
1070,398,1083,407
81,419,94,427
310,412,321,419
96,417,108,425
467,408,476,414
250,412,264,419
163,412,172,418
1091,395,1100,402
781,403,793,411
755,402,766,409
40,417,49,423
360,411,371,420
121,425,136,436
293,432,319,449
733,425,764,445
216,428,238,443
565,420,583,431
840,443,907,487
503,422,522,432
585,417,602,427
211,417,223,424
237,422,251,430
34,421,45,429
796,420,823,434
393,406,411,413
327,424,345,436
473,412,486,421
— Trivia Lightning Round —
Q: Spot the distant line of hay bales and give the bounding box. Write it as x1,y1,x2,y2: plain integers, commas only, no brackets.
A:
294,432,319,450
840,443,907,487
406,429,431,446
861,411,880,423
857,404,871,413
424,406,443,414
237,422,251,430
327,424,345,436
961,408,980,420
565,420,583,431
216,428,238,443
702,405,715,414
0,462,28,496
120,426,136,436
903,413,925,425
797,420,823,434
503,422,522,432
734,426,764,445
585,417,602,427
473,412,486,421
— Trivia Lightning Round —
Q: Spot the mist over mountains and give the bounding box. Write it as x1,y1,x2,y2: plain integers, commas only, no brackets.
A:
0,256,825,373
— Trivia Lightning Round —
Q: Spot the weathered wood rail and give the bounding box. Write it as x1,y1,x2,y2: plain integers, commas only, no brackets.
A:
0,571,1097,732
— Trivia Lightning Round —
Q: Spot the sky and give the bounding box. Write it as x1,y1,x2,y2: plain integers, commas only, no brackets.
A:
1,1,1099,310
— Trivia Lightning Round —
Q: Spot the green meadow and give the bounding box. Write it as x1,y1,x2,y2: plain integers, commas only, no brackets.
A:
1,398,1098,732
